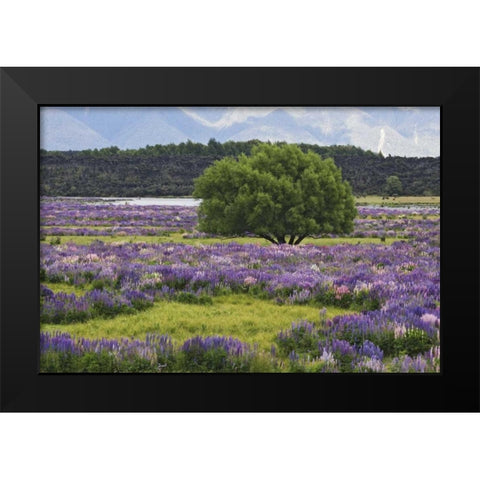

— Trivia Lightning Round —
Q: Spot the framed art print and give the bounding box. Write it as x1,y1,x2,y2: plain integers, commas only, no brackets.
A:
1,67,479,411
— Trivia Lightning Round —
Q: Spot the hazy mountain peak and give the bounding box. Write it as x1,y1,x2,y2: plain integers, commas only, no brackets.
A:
40,108,112,151
181,106,276,129
40,106,440,156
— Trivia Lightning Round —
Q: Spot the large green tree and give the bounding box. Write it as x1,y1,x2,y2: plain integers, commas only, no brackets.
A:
193,143,357,245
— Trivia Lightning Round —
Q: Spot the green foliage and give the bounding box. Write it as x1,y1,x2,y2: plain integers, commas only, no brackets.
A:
336,325,435,358
90,300,132,318
90,279,108,291
174,348,251,373
248,352,278,372
275,323,321,356
39,351,159,373
338,327,396,356
395,328,436,356
333,352,356,373
175,292,214,305
350,290,381,311
309,286,380,311
286,356,338,373
193,144,357,245
40,351,76,372
373,330,397,356
117,357,159,373
76,352,119,373
385,175,403,195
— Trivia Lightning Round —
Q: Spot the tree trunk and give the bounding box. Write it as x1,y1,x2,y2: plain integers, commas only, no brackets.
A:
293,234,307,245
260,234,278,245
260,233,307,245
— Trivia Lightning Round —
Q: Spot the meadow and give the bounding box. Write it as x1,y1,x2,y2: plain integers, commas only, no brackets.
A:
40,196,440,373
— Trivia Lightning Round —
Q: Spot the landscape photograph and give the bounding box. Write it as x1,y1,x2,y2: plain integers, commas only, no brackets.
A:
39,106,440,373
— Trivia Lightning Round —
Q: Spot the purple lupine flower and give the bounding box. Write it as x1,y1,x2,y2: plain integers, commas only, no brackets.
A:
329,339,356,357
288,350,299,362
357,340,384,360
41,331,174,365
181,336,250,356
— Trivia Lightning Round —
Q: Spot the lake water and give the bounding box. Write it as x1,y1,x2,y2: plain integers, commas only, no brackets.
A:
95,197,201,207
54,197,438,211
364,205,439,212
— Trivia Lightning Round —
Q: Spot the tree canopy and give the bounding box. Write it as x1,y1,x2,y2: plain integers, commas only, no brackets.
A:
385,175,403,196
193,143,357,245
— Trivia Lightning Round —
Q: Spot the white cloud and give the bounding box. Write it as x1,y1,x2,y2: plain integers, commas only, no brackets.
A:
181,107,276,129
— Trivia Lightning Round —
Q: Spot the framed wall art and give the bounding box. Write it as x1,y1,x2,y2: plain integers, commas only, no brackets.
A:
1,67,478,411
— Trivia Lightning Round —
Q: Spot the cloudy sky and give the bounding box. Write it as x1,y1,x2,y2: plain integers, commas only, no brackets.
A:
41,106,440,157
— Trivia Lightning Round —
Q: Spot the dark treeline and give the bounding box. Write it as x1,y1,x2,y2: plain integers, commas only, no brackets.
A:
40,140,440,197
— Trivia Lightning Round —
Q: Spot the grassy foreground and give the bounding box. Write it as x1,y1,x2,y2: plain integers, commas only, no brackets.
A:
41,294,353,353
355,195,439,205
42,234,398,246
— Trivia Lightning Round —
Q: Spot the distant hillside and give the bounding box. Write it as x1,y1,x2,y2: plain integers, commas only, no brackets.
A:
40,142,440,197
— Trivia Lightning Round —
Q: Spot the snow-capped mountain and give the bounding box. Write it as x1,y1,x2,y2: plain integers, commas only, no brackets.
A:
40,106,440,157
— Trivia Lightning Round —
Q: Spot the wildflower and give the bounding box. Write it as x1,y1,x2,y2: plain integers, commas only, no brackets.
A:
357,340,384,360
421,313,439,327
394,323,406,338
334,285,349,300
354,357,385,373
288,351,299,362
320,349,335,363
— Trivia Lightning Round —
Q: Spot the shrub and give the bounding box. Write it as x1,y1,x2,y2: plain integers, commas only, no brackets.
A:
117,357,159,373
276,321,321,356
177,336,252,372
336,323,396,356
40,292,91,324
286,351,339,373
90,279,108,290
88,289,133,317
40,332,173,373
175,291,213,305
248,352,278,372
394,328,435,356
77,351,118,373
40,351,76,372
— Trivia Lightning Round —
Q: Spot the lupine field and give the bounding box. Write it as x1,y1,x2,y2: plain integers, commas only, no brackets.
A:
40,197,440,373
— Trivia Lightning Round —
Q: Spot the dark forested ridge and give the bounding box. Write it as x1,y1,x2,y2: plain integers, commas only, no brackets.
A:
40,141,440,197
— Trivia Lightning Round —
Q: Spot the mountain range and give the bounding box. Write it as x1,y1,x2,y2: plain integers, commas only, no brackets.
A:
40,106,440,157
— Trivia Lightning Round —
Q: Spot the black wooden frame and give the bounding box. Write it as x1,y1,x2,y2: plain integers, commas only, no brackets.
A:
1,67,478,412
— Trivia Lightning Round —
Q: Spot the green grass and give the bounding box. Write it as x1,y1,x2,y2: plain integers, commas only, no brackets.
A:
40,294,353,352
43,282,87,295
42,233,398,246
355,195,439,205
